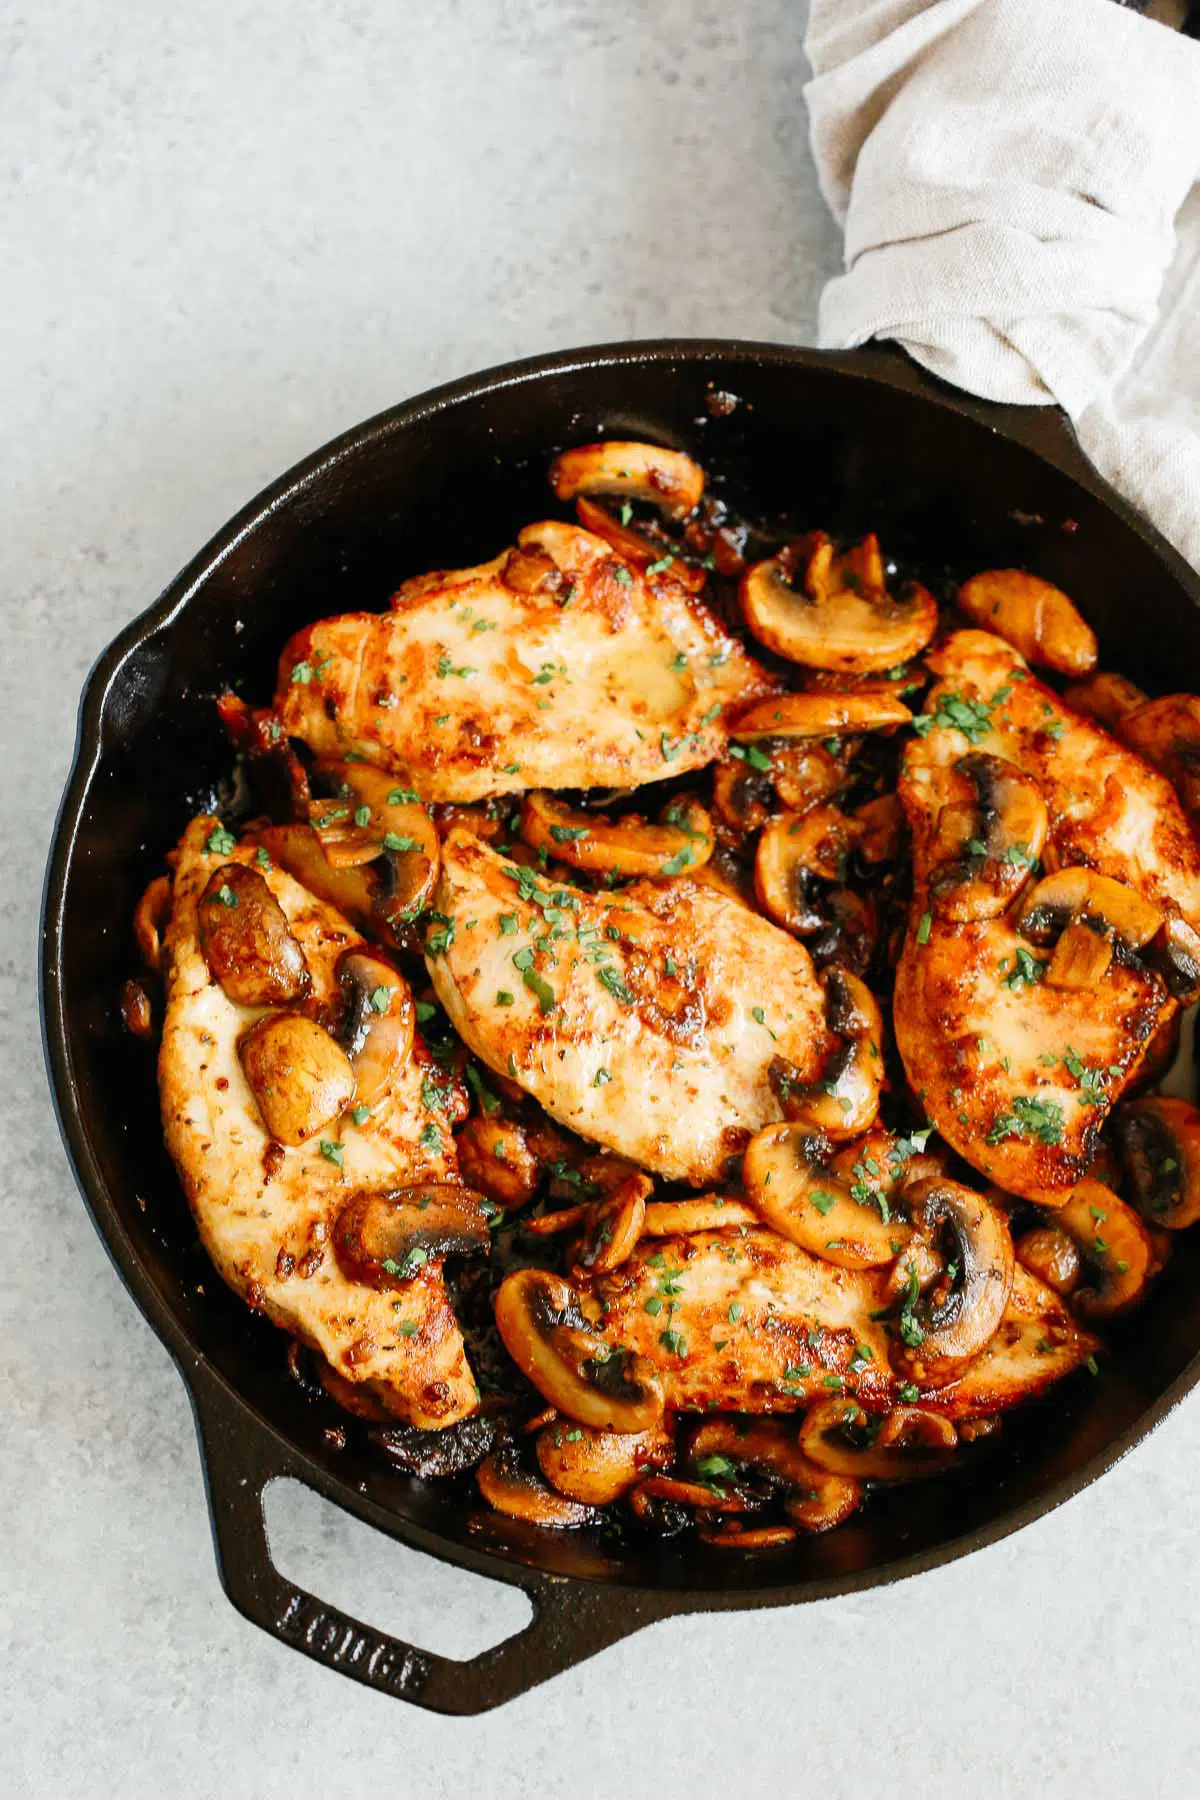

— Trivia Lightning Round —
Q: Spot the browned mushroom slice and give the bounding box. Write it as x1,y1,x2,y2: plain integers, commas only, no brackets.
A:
712,741,844,836
572,496,708,595
334,1184,490,1288
798,1399,958,1480
309,760,439,875
628,1475,754,1519
517,790,713,880
742,1124,906,1269
740,532,938,675
1015,866,1164,990
891,1177,1015,1380
455,1117,544,1210
1015,1226,1082,1295
120,977,155,1040
535,1417,673,1505
956,570,1097,676
687,1418,863,1533
493,1268,665,1432
770,967,884,1140
1116,1095,1200,1229
928,754,1048,923
730,691,912,740
257,823,380,932
854,793,906,864
1051,1181,1151,1318
574,1173,651,1275
698,1522,799,1550
1153,917,1200,1004
197,863,310,1005
1118,694,1200,822
1062,669,1148,732
755,805,863,936
476,1446,599,1529
523,1203,590,1239
641,1196,759,1235
238,1012,356,1146
335,949,415,1108
549,440,705,521
134,873,172,974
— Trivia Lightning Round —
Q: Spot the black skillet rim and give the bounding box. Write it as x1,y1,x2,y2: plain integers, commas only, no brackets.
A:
40,337,1200,1700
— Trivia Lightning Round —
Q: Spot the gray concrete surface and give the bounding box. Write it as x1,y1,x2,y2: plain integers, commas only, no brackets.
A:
2,3,1197,1795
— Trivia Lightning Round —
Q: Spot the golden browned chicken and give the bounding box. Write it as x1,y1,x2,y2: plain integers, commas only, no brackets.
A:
158,815,479,1427
893,629,1198,1204
914,630,1200,925
425,828,833,1184
274,521,773,802
588,1229,1094,1417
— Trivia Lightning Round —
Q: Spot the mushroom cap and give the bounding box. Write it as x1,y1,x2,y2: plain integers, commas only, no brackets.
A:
798,1399,958,1481
957,569,1097,677
197,862,310,1005
742,1122,905,1268
1117,1095,1200,1229
493,1267,665,1432
518,790,713,880
548,440,705,520
892,1177,1015,1373
238,1011,356,1147
333,1184,491,1288
740,533,938,675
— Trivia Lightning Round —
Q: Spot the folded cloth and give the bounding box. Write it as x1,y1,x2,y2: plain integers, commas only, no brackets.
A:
804,0,1200,571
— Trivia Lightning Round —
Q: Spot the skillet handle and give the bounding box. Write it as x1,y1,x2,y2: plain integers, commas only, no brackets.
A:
188,1363,660,1713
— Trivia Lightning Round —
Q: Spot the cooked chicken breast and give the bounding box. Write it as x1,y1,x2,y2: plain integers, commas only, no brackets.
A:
588,1231,1094,1416
274,520,773,802
893,629,1189,1204
159,815,478,1427
425,830,833,1185
916,630,1200,926
893,906,1166,1204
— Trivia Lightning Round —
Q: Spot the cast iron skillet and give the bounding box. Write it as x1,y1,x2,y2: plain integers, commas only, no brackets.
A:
42,339,1200,1714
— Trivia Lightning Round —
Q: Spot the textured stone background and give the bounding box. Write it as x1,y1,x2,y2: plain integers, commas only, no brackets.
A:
3,3,1198,1794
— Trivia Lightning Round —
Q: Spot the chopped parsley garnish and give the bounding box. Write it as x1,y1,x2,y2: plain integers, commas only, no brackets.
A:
436,654,474,678
205,824,236,855
646,554,675,575
898,1264,925,1346
381,1246,429,1280
1004,947,1048,990
215,884,238,909
319,1139,344,1168
522,966,556,1014
986,1095,1066,1146
597,965,635,1005
810,1188,838,1217
612,565,633,587
369,985,393,1013
415,1000,438,1024
660,844,695,876
592,1067,611,1086
728,742,773,773
496,989,514,1006
550,823,590,842
350,1104,371,1127
912,689,1001,744
388,787,420,804
916,911,932,945
418,1122,442,1154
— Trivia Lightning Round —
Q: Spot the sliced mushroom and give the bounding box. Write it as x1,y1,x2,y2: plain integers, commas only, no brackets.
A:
712,742,844,836
770,967,884,1140
574,1173,651,1274
549,440,705,521
572,496,707,595
1017,867,1163,951
928,754,1048,922
308,760,434,867
334,1184,490,1287
334,949,415,1107
698,1522,798,1550
1118,695,1200,821
239,1012,356,1146
133,873,172,974
1062,670,1148,733
476,1446,599,1529
687,1418,863,1533
642,1196,759,1235
518,790,713,879
956,570,1097,676
455,1117,542,1210
493,1268,665,1432
1152,916,1200,1004
854,793,906,864
119,977,154,1040
1052,1181,1151,1318
807,886,878,977
535,1418,673,1505
197,863,310,1005
742,1123,905,1268
730,691,912,740
740,532,938,675
798,1399,958,1480
371,1412,498,1478
258,823,382,934
1015,1227,1082,1295
628,1474,752,1516
755,805,863,935
891,1177,1015,1377
1116,1095,1200,1229
523,1202,590,1239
